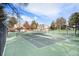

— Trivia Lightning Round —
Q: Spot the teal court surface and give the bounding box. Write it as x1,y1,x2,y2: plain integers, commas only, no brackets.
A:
4,30,79,56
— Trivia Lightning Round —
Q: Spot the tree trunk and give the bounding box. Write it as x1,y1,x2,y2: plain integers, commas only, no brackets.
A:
0,4,7,56
75,27,76,35
75,24,77,36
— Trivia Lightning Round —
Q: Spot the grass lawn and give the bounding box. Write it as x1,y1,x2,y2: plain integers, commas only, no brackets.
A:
4,30,79,56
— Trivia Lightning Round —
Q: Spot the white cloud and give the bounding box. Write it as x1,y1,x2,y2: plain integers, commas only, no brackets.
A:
21,16,32,24
21,15,39,24
21,15,46,24
26,3,61,18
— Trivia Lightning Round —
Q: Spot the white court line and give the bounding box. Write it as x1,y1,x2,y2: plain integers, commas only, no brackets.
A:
2,41,7,56
22,36,47,48
36,35,52,39
6,36,16,41
22,37,42,48
22,34,61,49
22,33,68,49
2,36,17,56
35,33,60,40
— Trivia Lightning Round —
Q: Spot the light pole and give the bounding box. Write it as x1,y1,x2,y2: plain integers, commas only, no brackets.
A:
66,21,69,35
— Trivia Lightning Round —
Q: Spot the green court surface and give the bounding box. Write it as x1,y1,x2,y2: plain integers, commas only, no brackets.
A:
4,30,79,56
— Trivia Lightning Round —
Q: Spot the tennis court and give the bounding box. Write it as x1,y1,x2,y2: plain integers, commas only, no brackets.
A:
3,30,79,56
21,32,66,48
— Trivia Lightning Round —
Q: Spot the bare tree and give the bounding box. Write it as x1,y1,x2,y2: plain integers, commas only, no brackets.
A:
31,20,38,30
56,17,66,29
23,21,30,31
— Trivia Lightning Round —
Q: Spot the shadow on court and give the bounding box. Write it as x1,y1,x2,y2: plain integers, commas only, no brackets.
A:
19,32,66,48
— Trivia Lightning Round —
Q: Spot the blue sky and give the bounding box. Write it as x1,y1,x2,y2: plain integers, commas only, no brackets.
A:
5,3,79,25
